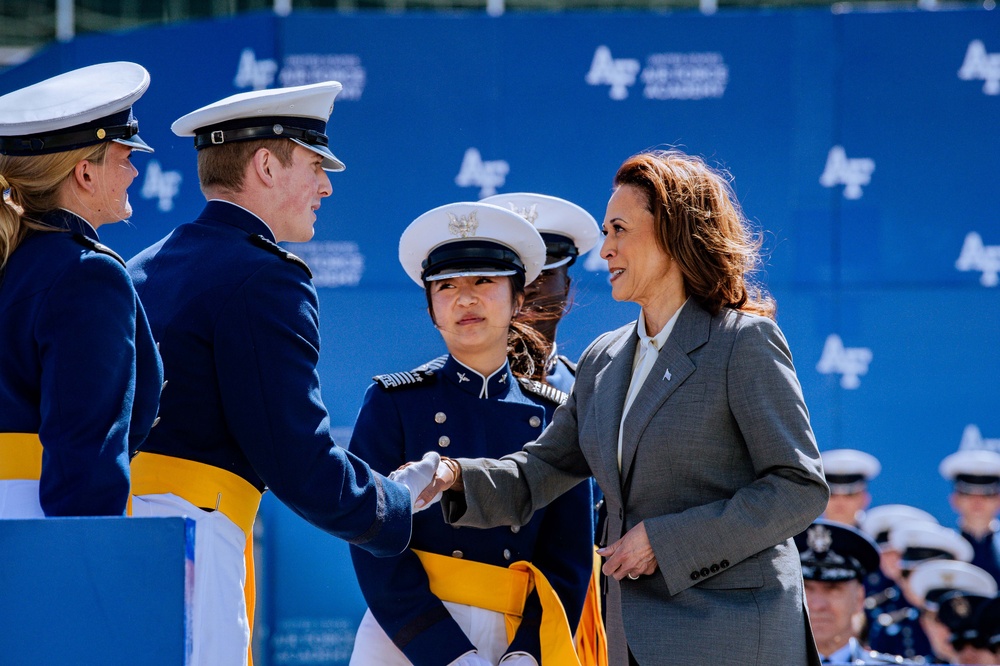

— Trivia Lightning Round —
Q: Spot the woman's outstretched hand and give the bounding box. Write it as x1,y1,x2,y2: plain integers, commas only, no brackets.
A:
404,455,463,510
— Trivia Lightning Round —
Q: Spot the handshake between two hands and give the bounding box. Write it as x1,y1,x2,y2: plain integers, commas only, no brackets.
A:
449,651,538,666
388,451,462,513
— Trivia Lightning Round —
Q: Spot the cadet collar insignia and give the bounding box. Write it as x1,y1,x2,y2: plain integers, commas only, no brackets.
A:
499,373,507,384
506,202,539,226
456,372,470,383
249,234,313,279
517,377,568,406
447,211,478,238
72,233,125,267
807,525,833,555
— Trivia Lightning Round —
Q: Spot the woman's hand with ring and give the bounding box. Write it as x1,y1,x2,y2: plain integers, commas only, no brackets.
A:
598,521,659,581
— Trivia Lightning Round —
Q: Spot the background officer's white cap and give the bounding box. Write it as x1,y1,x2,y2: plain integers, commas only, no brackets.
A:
480,192,600,270
399,202,546,287
171,81,345,171
908,560,997,612
889,521,973,570
0,62,153,156
939,449,1000,495
860,504,938,548
821,448,881,494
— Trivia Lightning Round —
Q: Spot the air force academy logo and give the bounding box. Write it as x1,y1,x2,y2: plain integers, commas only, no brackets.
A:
454,148,510,198
958,40,1000,96
955,232,1000,287
819,146,875,200
233,48,278,91
960,425,1000,453
816,334,873,390
585,46,641,100
140,161,182,213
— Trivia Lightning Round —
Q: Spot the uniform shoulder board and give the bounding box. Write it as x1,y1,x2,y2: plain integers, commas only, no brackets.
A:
72,233,125,267
248,234,312,279
518,377,568,406
373,357,446,391
557,354,578,376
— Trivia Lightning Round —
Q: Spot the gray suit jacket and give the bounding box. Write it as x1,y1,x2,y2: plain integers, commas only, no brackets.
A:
445,302,829,665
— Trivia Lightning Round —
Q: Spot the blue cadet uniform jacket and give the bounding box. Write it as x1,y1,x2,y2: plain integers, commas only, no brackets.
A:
866,594,933,662
963,527,1000,584
127,200,410,553
349,355,594,666
545,350,577,395
0,209,162,516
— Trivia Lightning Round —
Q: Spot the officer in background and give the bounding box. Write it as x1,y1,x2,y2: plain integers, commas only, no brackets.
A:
940,449,1000,584
127,82,426,666
907,559,997,664
0,62,162,518
860,506,940,643
822,449,881,528
480,192,600,392
794,519,911,664
867,521,974,662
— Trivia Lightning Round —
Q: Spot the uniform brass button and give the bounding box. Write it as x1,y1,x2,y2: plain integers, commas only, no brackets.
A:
511,525,520,534
700,567,710,577
503,549,511,561
529,416,541,428
434,412,447,424
151,417,161,428
690,571,700,580
452,550,463,558
438,436,450,448
720,560,729,569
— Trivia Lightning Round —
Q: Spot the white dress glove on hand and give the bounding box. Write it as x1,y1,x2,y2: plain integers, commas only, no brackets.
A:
498,653,539,666
388,451,442,513
446,650,492,666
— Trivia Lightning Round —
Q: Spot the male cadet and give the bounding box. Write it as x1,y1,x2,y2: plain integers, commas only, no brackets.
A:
867,521,974,662
127,82,435,666
479,192,600,393
822,449,881,528
907,559,997,664
940,449,1000,584
794,519,910,664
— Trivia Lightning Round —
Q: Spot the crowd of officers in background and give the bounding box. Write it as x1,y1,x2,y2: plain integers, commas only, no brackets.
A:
803,448,1000,665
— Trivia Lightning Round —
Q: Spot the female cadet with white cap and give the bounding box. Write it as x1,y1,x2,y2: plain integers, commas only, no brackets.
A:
0,62,162,518
348,202,598,666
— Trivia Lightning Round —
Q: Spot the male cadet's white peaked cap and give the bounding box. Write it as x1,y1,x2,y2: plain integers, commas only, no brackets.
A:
399,202,546,287
860,504,938,546
889,521,974,567
0,62,153,155
908,560,998,611
481,192,601,270
171,81,345,172
939,449,1000,488
821,448,881,494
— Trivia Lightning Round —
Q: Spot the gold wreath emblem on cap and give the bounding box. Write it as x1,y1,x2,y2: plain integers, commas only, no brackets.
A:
447,211,479,238
953,596,971,618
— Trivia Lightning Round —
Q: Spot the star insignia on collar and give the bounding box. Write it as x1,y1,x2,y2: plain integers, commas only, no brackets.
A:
448,211,479,238
457,372,470,383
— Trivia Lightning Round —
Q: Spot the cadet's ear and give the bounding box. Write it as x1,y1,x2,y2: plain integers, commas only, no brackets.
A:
71,159,97,193
251,148,275,187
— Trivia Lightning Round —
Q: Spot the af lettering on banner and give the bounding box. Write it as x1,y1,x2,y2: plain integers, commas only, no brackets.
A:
454,148,509,198
233,48,278,91
955,232,1000,287
585,46,729,101
960,425,1000,454
819,146,875,200
141,161,183,213
816,334,873,390
958,40,1000,95
585,45,640,100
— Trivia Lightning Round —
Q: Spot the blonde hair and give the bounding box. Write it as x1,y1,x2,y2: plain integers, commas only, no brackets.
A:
0,143,109,269
613,149,776,319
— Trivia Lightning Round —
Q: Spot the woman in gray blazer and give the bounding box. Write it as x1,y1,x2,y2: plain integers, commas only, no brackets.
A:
418,149,829,666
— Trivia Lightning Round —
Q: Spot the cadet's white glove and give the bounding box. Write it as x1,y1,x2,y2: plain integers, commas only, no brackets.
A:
499,653,538,666
446,650,492,666
389,451,442,513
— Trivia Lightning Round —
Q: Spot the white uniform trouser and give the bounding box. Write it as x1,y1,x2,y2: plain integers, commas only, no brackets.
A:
131,492,249,666
350,602,508,665
0,480,45,518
